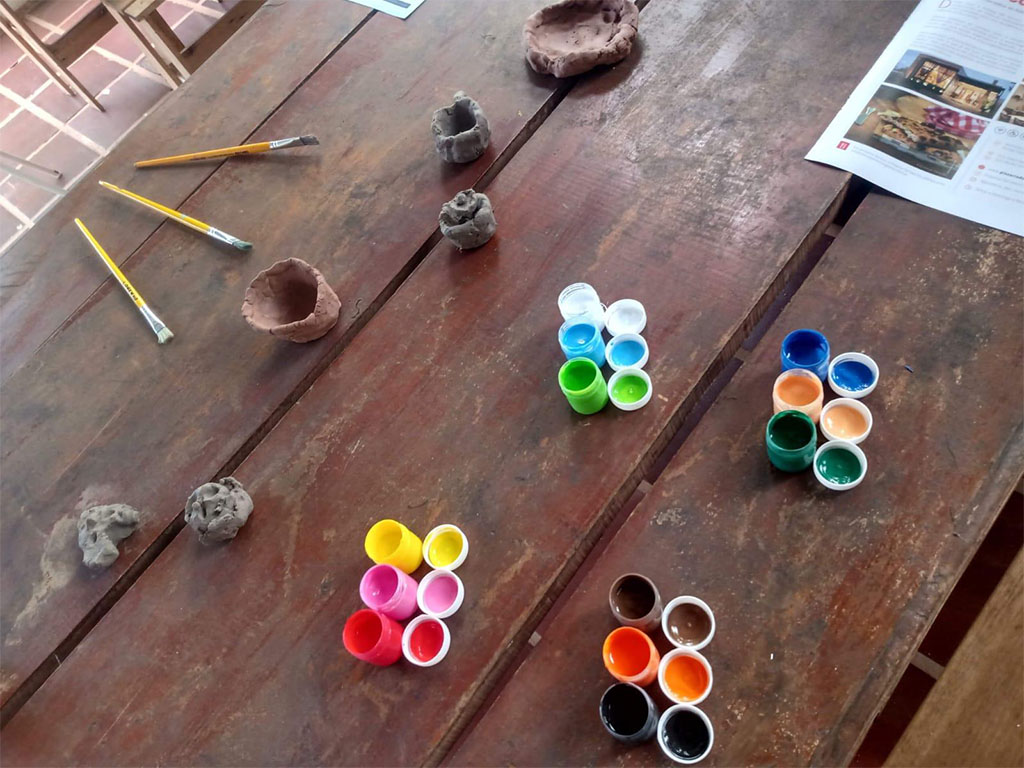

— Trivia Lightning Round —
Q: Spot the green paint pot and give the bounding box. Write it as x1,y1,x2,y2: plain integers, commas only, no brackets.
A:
765,410,816,472
608,368,652,411
559,357,608,415
813,440,867,490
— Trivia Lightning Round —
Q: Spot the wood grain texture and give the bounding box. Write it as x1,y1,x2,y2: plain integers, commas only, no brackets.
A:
0,0,370,378
448,194,1024,767
886,550,1023,768
0,1,915,763
0,0,559,706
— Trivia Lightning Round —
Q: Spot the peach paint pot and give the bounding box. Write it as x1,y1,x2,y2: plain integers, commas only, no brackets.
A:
602,626,660,686
658,648,713,705
772,368,824,423
658,704,714,764
416,568,465,619
819,398,872,444
364,519,422,573
343,609,403,666
661,596,715,651
422,524,469,570
608,573,662,632
358,564,419,621
402,615,451,667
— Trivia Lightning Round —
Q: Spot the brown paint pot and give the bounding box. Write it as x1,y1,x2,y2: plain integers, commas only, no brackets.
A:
608,573,662,632
241,258,341,343
661,596,715,651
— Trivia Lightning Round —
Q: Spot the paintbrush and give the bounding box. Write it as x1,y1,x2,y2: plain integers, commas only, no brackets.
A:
99,181,252,251
134,135,320,168
74,218,174,344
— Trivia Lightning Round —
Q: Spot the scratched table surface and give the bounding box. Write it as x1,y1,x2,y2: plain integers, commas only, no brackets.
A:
0,0,1020,765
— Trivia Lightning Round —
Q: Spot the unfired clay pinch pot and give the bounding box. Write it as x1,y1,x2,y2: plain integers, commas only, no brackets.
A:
77,504,142,570
431,91,491,164
439,190,497,250
185,477,253,545
524,0,640,78
241,258,340,343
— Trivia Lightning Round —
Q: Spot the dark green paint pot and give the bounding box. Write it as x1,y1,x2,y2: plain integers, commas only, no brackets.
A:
765,410,816,472
813,440,867,490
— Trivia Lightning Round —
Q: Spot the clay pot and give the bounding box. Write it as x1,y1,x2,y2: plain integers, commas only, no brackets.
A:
241,258,340,343
431,91,491,164
439,190,497,250
524,0,639,78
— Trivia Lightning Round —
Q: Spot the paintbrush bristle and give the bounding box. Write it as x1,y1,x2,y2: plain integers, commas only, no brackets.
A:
156,328,175,344
234,240,254,251
299,135,320,145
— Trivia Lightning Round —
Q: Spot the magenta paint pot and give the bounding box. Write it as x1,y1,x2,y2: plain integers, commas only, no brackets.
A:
343,608,403,666
359,564,419,620
417,568,465,619
402,615,451,667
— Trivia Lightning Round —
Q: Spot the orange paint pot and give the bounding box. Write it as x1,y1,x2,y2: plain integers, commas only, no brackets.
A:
772,368,824,423
658,648,713,705
603,627,660,686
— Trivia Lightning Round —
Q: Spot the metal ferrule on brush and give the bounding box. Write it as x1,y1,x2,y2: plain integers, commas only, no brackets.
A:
206,226,252,250
139,304,173,344
268,135,319,150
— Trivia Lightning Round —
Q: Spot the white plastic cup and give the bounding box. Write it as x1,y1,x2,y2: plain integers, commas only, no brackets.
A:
605,299,647,337
827,352,879,398
417,568,465,618
658,648,713,705
422,524,469,570
402,615,451,667
657,704,714,764
813,440,868,491
558,282,605,332
661,596,715,651
608,368,652,411
819,398,872,444
606,333,649,371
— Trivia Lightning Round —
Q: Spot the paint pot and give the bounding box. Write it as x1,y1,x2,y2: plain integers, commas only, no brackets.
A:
608,368,652,411
608,573,662,632
661,596,715,651
765,410,817,472
658,648,713,705
657,704,714,764
828,352,879,399
599,682,659,744
602,626,660,686
558,318,606,367
422,524,469,570
606,333,649,371
358,564,419,620
343,608,403,666
780,328,830,380
417,568,465,619
605,299,647,337
558,282,605,332
772,368,824,423
813,440,867,491
819,398,872,444
402,615,451,667
364,519,423,573
559,357,609,415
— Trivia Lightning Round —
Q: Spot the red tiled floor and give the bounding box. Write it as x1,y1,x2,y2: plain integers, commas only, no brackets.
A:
66,68,168,146
68,50,127,94
156,0,192,27
93,21,144,62
172,9,218,49
0,109,59,157
22,0,91,28
31,80,85,123
0,93,18,122
0,57,49,99
1,173,58,220
0,206,26,247
31,130,100,180
0,36,21,72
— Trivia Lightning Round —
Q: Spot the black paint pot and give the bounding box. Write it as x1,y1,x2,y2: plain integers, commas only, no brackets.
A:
657,704,714,764
599,682,659,744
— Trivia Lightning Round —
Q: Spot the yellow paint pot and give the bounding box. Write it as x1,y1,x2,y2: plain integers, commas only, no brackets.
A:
364,519,423,573
772,368,824,423
422,524,469,570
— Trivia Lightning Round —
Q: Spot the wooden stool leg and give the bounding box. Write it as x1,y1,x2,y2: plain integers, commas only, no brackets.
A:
137,12,193,81
102,2,181,89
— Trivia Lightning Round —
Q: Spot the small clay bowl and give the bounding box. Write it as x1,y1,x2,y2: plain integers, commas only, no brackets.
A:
241,258,341,343
431,91,491,164
524,0,640,78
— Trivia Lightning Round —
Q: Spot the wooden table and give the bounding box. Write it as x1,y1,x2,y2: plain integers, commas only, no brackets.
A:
1,0,1020,764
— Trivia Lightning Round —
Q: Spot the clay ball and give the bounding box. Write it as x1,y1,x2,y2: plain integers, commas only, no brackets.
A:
431,91,491,164
77,504,141,570
524,0,640,78
241,258,340,343
439,190,497,250
184,477,253,545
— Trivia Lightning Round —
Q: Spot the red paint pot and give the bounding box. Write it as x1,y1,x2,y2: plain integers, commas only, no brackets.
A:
402,615,451,667
343,608,403,666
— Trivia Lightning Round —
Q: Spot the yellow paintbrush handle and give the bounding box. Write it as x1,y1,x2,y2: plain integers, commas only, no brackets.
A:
135,141,273,168
74,218,145,307
99,181,211,234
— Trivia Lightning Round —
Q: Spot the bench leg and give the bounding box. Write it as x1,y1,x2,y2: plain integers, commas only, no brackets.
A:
137,11,193,82
102,1,181,89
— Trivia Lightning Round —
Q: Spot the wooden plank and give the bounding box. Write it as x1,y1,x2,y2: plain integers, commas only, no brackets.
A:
0,0,560,714
886,551,1024,768
447,194,1024,766
0,0,916,763
0,0,370,380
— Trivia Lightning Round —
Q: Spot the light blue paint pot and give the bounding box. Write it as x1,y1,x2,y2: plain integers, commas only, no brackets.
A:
780,329,830,380
606,333,649,372
559,319,606,367
828,352,879,399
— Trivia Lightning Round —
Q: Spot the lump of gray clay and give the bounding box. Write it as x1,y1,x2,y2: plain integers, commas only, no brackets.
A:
431,91,491,164
439,190,497,250
184,477,253,545
77,504,141,570
524,0,640,78
242,258,341,343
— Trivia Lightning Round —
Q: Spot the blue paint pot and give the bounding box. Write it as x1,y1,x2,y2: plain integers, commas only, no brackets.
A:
780,329,830,380
559,319,605,367
606,333,649,371
828,352,878,398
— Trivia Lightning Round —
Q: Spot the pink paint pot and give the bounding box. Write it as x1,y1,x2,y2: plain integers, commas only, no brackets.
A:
416,568,465,619
359,564,419,620
402,615,451,667
343,609,403,666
